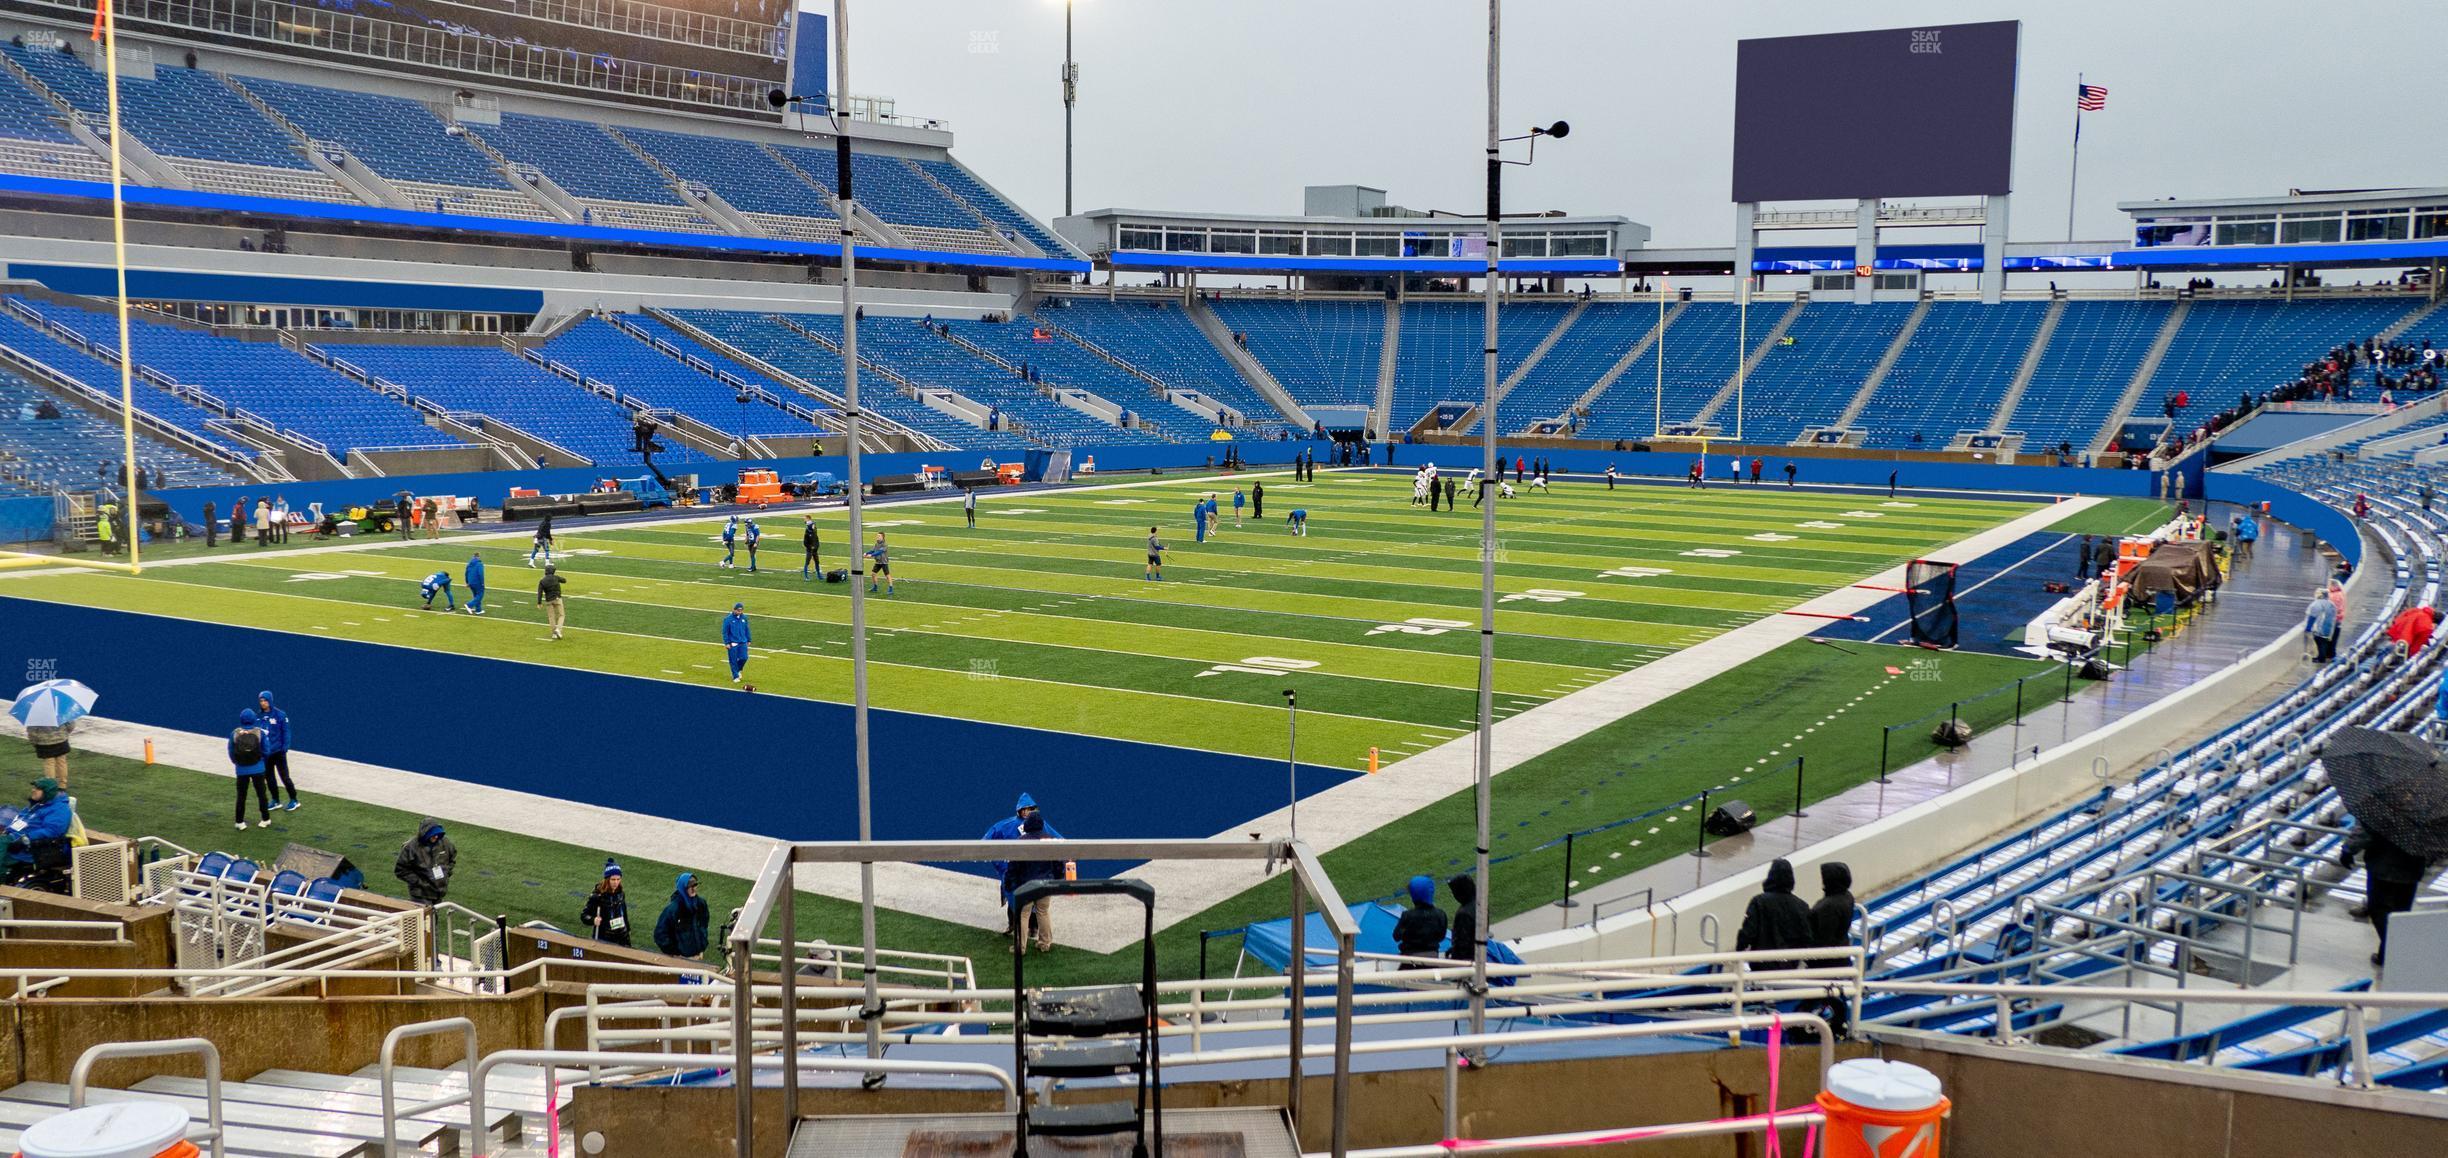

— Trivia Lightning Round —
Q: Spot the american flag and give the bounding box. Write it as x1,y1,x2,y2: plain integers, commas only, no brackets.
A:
2076,83,2109,112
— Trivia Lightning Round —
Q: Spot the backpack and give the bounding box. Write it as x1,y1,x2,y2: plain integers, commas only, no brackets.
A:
230,727,264,766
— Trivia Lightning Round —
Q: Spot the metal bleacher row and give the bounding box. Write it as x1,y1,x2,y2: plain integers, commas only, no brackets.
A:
0,42,1065,256
1827,446,2448,1086
1190,294,2439,449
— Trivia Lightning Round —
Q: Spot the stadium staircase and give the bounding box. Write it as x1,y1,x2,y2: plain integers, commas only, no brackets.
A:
2080,300,2193,450
1372,299,1409,436
1183,295,1315,430
2379,296,2448,343
1827,297,1932,432
1462,296,1588,427
1978,298,2067,436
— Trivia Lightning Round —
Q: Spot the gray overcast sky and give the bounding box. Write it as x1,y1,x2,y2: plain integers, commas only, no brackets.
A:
837,1,2447,247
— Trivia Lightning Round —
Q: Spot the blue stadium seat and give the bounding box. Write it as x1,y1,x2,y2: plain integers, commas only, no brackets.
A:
620,128,840,241
1392,301,1574,432
2003,301,2174,452
1208,299,1385,412
670,311,1029,451
1031,297,1292,434
539,318,811,440
1857,302,2049,448
0,367,245,493
914,158,1071,256
471,113,718,234
15,298,452,459
235,74,549,220
326,341,698,467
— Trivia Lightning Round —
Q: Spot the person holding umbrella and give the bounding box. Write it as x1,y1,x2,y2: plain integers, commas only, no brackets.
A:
11,679,96,789
2321,728,2448,968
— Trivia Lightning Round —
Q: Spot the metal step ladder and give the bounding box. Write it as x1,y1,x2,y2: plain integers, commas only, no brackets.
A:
1010,877,1160,1156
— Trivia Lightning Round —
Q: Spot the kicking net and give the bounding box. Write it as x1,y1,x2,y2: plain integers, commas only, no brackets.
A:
1905,559,1960,650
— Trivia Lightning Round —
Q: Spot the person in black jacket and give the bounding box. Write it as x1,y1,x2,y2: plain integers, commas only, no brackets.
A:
2344,826,2435,966
580,859,632,947
1735,858,1813,968
655,872,711,960
1445,873,1478,962
1391,874,1448,967
1807,862,1857,970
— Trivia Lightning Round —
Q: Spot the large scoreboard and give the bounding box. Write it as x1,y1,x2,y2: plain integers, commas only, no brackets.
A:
1731,20,2020,203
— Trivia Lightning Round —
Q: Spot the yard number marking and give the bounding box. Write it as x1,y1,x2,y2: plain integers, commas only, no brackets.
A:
1368,617,1472,637
1196,656,1321,679
1500,588,1584,605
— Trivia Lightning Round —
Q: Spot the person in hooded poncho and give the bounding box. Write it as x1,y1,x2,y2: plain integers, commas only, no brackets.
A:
1446,873,1479,963
985,794,1062,920
1735,858,1813,968
1392,874,1449,967
1808,862,1857,970
655,872,711,959
395,818,456,905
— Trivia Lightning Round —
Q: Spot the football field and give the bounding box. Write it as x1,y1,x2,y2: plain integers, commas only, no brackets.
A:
5,470,2030,778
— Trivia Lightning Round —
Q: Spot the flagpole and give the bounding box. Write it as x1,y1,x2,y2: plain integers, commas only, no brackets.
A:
2065,74,2083,243
98,0,140,573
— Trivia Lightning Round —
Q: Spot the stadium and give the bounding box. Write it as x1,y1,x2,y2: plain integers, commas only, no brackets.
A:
0,1,2442,1155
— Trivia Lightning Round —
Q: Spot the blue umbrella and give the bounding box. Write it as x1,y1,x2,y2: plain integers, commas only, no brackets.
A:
9,680,97,729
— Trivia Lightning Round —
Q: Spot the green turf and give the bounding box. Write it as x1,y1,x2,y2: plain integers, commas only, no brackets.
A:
5,472,2049,987
2047,497,2173,538
5,475,2026,772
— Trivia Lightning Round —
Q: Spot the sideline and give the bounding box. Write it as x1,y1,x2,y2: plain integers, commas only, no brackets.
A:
9,494,2102,951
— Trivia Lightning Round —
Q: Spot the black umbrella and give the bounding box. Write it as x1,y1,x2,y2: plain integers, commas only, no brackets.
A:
2321,727,2448,861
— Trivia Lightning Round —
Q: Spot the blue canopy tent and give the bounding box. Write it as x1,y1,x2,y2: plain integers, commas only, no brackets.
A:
1233,901,1522,981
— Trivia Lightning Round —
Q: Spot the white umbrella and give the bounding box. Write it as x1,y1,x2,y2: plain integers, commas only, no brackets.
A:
9,680,97,729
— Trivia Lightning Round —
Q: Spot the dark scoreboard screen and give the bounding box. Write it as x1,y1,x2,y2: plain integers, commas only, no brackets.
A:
1731,20,2020,203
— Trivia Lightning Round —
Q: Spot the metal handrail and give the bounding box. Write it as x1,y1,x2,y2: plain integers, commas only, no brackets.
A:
71,1038,224,1158
378,1018,479,1158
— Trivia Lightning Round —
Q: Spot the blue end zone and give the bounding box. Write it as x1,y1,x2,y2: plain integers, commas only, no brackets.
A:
1814,531,2081,656
4,597,1355,871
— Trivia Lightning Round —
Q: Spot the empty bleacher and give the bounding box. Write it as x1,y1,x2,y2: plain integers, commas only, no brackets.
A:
913,157,1072,256
537,318,809,440
1576,302,1754,440
0,369,242,494
856,317,1158,448
1716,301,1916,444
13,298,450,459
1032,297,1292,433
1391,301,1573,433
1209,298,1385,412
2004,300,2174,454
938,317,1196,440
844,152,1002,251
669,310,1027,451
470,112,717,234
0,54,106,183
1498,301,1660,428
1856,301,2048,449
234,75,550,221
318,341,678,466
1,46,347,203
0,308,256,461
621,127,841,242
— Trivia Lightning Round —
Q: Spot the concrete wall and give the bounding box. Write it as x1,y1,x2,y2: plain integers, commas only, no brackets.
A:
563,1044,1849,1158
1881,1036,2448,1157
3,989,556,1088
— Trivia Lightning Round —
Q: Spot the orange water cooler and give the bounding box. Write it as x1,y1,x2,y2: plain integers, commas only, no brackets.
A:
1816,1058,1948,1158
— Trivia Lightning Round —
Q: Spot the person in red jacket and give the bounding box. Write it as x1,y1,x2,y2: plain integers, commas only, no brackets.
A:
2386,605,2438,660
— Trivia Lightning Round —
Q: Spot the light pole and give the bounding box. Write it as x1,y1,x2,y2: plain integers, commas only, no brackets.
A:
1061,0,1078,216
1479,0,1567,1049
769,0,877,1084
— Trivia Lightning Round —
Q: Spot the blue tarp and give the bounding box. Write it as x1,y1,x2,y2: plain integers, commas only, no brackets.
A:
1237,901,1523,974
